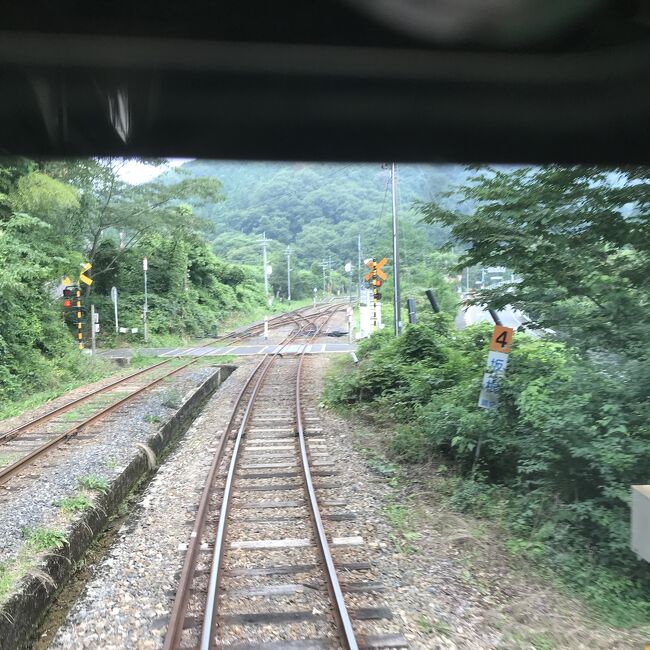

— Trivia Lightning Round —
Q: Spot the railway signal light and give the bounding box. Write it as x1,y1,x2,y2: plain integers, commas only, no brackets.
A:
62,285,76,309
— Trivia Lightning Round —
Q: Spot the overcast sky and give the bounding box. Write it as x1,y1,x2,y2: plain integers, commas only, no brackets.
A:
117,158,192,184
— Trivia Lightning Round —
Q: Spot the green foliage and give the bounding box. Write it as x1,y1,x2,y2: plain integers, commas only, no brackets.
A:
23,528,68,552
161,389,182,409
0,157,272,412
55,494,92,513
420,165,650,355
164,160,464,300
325,321,650,624
77,475,109,494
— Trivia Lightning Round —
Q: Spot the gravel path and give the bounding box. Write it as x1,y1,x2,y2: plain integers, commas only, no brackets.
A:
0,365,218,568
308,356,645,650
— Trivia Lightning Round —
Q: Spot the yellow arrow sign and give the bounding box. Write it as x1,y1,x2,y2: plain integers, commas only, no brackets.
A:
79,262,93,286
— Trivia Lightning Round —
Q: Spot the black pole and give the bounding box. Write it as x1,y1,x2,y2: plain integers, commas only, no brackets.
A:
425,289,440,313
488,309,503,326
406,297,416,324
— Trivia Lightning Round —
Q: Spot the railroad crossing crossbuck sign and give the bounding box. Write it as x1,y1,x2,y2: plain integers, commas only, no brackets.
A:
364,257,388,303
364,257,387,282
478,325,514,409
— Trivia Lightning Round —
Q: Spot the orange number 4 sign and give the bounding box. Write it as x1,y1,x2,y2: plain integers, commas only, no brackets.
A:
489,326,514,354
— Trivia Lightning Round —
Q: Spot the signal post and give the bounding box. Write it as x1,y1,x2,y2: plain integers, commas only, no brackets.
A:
361,257,388,334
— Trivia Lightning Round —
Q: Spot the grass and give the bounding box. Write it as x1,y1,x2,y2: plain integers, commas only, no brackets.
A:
77,475,108,494
0,453,19,469
218,297,315,335
0,356,168,426
144,415,162,424
55,494,92,513
23,528,68,552
383,502,421,555
161,389,182,409
416,613,452,637
325,363,650,642
0,528,68,603
0,358,116,422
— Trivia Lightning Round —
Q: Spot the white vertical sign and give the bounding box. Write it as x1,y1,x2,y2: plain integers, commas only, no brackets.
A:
478,326,513,410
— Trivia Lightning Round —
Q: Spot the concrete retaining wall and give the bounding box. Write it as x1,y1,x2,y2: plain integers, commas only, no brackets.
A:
0,364,235,650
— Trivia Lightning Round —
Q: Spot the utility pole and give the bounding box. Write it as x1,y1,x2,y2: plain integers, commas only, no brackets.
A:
90,304,97,354
328,253,332,294
75,286,83,350
321,260,327,293
345,261,352,302
391,163,402,336
261,232,269,297
143,257,149,343
286,246,292,303
111,286,119,333
357,234,362,303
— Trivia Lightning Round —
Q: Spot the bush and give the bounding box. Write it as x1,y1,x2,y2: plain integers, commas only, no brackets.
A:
325,321,650,623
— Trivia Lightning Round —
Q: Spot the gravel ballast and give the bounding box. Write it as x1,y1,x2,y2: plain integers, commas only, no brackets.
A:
42,347,634,650
48,358,259,649
0,362,229,650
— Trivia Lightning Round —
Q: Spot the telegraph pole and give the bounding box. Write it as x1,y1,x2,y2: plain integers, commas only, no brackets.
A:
391,163,402,335
286,246,292,303
328,253,333,294
75,286,83,350
143,257,149,343
261,232,269,297
357,234,362,303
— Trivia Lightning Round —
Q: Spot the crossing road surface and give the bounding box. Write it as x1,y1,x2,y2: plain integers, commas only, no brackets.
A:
457,305,527,330
99,342,356,359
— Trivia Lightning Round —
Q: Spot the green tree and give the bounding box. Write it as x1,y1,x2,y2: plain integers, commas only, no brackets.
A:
45,159,223,285
420,166,650,353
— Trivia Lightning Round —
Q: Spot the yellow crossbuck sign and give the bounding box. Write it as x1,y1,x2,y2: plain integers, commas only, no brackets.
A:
364,257,388,282
79,262,93,286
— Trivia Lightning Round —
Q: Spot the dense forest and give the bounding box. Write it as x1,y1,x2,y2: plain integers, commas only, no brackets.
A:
325,165,650,626
3,155,649,628
164,160,466,300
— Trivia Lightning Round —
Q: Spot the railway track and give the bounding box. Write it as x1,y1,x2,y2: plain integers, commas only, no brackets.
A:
205,301,340,348
164,307,407,649
0,303,343,486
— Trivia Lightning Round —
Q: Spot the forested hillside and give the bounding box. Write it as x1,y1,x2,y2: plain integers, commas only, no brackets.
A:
0,156,467,410
165,161,468,299
0,158,267,410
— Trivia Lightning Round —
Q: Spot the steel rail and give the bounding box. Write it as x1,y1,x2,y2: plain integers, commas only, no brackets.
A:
0,357,208,485
198,322,314,650
295,313,359,650
0,302,324,449
164,317,316,650
0,358,174,445
207,303,321,345
0,303,343,486
199,306,347,650
161,353,270,650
